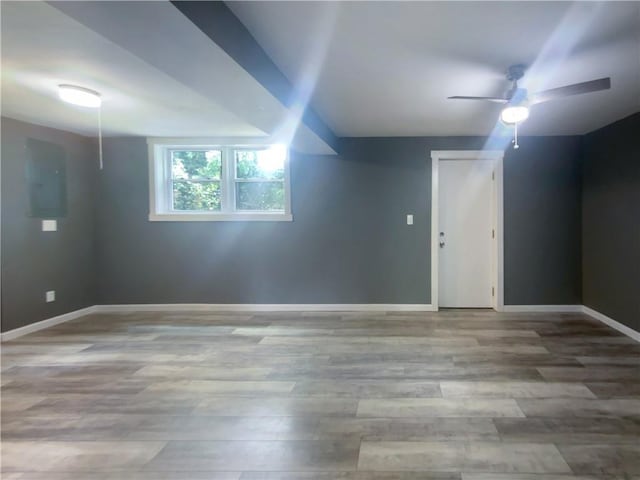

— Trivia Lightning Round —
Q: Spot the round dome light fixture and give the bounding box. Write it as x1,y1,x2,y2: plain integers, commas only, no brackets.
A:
58,84,102,108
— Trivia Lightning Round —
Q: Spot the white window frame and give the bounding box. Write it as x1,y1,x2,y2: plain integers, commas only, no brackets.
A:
148,138,292,222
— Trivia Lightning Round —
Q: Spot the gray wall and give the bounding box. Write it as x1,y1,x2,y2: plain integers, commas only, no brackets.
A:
95,135,583,306
582,113,640,332
0,119,585,330
504,136,583,304
1,118,97,332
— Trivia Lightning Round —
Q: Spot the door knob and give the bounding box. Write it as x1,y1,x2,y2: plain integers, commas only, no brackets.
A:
439,232,445,248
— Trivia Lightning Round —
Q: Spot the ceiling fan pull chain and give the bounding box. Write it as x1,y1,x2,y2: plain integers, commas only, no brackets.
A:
98,105,104,170
513,122,520,150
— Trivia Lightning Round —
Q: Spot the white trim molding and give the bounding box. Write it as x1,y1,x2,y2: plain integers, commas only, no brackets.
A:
431,150,505,161
0,306,97,341
501,305,583,313
582,306,640,343
96,304,436,313
148,212,293,222
0,304,433,341
2,303,638,343
430,150,505,312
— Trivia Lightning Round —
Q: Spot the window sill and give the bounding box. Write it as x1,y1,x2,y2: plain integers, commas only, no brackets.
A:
149,212,293,222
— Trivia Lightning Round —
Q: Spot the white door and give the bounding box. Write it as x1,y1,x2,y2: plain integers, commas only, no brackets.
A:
438,159,494,308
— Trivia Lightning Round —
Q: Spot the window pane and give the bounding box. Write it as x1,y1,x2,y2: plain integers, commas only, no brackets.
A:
236,182,284,211
172,150,221,180
235,148,285,180
172,181,221,211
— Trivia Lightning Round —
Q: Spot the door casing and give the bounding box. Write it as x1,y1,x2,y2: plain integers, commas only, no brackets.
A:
430,150,504,311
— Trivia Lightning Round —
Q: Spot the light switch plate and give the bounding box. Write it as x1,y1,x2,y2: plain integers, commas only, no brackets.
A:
46,290,56,303
407,214,414,225
42,219,57,232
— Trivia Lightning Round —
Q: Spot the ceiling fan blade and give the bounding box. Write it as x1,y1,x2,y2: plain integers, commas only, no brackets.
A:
532,77,611,104
447,96,508,103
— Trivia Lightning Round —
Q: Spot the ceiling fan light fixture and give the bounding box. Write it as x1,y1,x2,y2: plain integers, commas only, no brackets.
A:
500,105,529,124
58,84,102,108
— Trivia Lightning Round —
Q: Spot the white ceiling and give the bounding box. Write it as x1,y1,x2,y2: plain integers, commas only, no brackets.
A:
3,1,638,142
229,1,640,136
1,1,265,137
1,1,335,153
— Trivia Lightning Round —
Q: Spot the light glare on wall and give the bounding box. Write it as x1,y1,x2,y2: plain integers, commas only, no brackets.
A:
58,85,102,108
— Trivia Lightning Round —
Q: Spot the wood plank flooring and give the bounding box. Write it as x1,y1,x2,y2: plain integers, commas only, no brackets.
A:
1,309,639,479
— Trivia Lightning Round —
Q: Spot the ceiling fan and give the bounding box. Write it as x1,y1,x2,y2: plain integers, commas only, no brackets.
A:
448,65,611,148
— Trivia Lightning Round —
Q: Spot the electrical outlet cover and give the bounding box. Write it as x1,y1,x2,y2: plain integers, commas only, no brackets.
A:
42,219,57,232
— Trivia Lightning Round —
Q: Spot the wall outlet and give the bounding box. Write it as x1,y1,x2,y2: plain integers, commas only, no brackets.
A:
45,290,56,303
42,219,57,232
406,214,414,225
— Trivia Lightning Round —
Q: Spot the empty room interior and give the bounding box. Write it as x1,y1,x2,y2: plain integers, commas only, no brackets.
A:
1,0,640,478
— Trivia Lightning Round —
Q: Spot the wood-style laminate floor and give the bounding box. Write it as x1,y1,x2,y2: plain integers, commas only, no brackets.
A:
1,309,639,479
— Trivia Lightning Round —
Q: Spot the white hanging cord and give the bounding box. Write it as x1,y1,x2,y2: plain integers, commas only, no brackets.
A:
513,122,520,150
98,105,104,170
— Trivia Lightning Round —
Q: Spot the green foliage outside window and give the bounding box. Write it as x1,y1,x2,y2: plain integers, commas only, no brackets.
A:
173,182,220,211
236,182,284,211
172,150,221,210
235,150,285,180
235,150,285,211
169,149,287,212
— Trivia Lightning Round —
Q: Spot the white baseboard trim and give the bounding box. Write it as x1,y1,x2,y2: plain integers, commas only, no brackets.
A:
95,303,437,313
4,303,637,343
582,306,640,343
501,305,583,313
1,306,97,341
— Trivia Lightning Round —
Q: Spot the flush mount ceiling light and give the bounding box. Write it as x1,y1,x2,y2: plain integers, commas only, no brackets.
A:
58,84,102,108
500,105,530,124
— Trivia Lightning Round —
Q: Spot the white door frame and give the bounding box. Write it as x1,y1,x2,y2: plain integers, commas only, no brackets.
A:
430,150,504,311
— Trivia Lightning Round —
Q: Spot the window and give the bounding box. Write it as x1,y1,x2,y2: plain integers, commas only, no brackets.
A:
171,149,222,212
149,140,292,221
